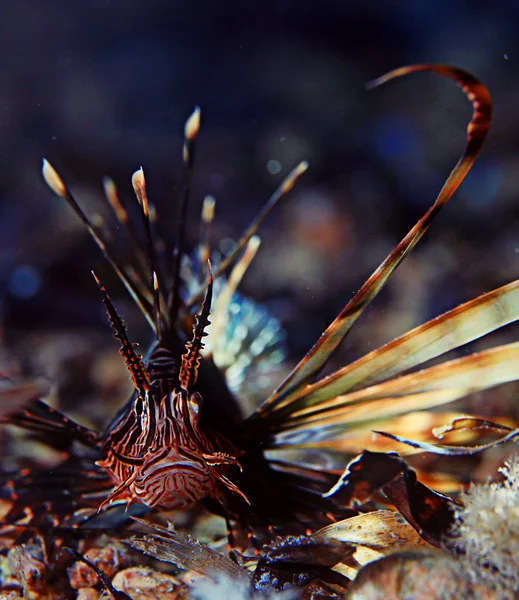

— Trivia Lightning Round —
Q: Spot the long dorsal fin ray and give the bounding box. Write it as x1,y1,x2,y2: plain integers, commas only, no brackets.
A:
179,262,213,391
170,107,201,326
102,176,150,280
196,194,216,282
42,160,156,332
210,235,261,356
186,160,308,308
105,175,171,336
254,64,492,416
92,271,150,394
132,167,165,339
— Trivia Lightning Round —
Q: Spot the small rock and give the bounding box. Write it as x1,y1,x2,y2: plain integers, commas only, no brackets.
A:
348,551,501,600
111,567,188,600
68,546,127,589
76,588,101,600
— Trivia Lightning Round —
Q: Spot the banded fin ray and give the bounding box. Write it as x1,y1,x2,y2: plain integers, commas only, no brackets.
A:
254,65,492,416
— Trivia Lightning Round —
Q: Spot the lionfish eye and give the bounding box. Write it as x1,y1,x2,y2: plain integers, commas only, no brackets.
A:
187,392,204,424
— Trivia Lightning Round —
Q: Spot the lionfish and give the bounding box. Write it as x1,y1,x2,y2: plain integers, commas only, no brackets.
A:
2,63,519,578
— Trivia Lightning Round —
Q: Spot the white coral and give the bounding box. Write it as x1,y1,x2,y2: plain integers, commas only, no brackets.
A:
451,453,519,595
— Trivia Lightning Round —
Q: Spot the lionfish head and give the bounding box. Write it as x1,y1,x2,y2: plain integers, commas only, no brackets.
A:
89,262,247,511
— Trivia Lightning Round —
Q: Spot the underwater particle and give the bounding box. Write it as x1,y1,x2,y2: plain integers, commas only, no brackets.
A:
8,265,42,299
266,159,282,175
